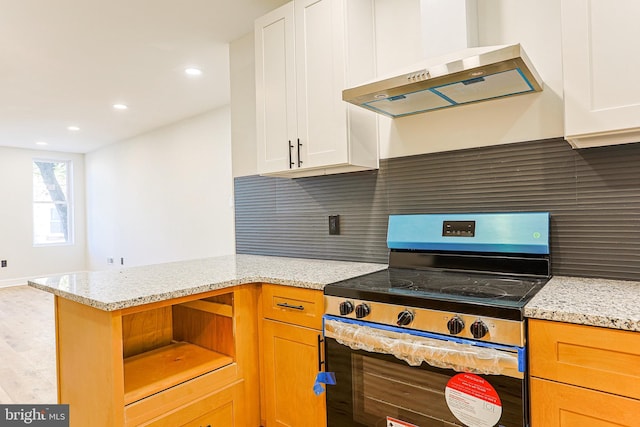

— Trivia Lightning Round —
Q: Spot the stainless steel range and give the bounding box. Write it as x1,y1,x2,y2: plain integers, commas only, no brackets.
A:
323,212,550,427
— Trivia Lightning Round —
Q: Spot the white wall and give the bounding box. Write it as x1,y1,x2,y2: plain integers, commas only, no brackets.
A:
230,0,564,176
85,108,235,270
231,33,258,178
0,147,86,287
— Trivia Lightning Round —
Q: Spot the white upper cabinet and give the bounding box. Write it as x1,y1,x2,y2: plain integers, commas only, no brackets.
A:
561,0,640,148
255,0,378,177
255,3,297,173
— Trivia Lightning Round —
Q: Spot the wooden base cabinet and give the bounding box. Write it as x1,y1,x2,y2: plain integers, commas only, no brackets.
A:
54,285,260,427
529,319,640,427
262,320,326,427
261,284,326,427
530,377,640,427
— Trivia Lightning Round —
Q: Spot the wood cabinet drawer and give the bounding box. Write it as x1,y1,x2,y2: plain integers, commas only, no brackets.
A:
530,377,640,427
262,284,324,330
125,363,238,426
139,381,237,427
529,319,640,400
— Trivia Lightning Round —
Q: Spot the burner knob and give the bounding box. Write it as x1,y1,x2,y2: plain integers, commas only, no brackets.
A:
339,301,354,316
470,320,489,339
447,316,465,335
397,310,414,326
355,303,370,319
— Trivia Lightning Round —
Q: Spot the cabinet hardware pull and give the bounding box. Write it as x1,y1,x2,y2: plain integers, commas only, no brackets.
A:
297,138,303,167
317,335,325,372
276,302,305,311
288,140,294,168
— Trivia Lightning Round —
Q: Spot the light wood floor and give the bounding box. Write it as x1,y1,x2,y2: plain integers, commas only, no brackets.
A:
0,285,56,403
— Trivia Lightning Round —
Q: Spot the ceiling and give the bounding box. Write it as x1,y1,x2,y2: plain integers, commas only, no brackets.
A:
0,0,288,153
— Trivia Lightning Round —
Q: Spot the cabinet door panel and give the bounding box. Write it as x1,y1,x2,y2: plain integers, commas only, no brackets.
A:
562,0,640,145
263,319,326,427
529,319,640,400
256,2,297,174
296,0,348,169
530,377,640,427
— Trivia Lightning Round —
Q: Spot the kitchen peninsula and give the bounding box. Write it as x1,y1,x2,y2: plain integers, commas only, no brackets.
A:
28,254,386,427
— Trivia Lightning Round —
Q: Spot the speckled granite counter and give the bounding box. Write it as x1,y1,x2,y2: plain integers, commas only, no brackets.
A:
28,254,386,311
525,276,640,332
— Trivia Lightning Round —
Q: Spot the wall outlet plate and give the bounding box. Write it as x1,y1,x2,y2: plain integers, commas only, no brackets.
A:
329,215,340,235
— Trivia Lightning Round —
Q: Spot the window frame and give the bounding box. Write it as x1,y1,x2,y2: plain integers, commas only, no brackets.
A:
32,158,74,247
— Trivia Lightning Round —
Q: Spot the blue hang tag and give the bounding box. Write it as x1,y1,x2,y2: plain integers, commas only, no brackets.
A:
313,372,337,395
313,382,325,396
318,372,337,385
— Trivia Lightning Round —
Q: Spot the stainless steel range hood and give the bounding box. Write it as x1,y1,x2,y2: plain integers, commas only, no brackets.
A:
342,43,543,118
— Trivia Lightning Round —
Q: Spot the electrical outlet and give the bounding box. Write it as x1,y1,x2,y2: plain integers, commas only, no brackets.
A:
329,215,340,235
120,257,124,266
1,260,6,268
107,257,114,265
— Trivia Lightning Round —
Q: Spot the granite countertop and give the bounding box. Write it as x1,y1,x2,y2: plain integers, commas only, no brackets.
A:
29,254,640,331
525,276,640,332
28,254,387,311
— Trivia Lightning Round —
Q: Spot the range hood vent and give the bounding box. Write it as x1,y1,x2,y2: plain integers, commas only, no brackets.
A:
342,43,543,118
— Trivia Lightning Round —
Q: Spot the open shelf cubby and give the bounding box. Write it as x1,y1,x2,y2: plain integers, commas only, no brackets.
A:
121,293,235,405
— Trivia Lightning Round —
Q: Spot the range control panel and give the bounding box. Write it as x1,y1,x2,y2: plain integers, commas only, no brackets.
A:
324,295,525,347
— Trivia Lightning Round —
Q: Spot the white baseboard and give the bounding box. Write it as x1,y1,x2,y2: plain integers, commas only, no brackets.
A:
0,278,31,288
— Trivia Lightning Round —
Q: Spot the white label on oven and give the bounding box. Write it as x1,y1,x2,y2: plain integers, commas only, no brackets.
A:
445,373,502,427
386,416,418,427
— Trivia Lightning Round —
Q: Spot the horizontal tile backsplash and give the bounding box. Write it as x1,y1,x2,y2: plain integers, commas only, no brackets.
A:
234,137,640,280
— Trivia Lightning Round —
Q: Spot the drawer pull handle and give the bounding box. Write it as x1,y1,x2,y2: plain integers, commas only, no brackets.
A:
277,302,305,311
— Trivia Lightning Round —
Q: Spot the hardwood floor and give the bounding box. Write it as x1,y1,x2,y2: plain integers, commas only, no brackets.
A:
0,285,56,403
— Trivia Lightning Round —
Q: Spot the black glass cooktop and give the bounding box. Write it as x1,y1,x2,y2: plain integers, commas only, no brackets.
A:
324,268,549,320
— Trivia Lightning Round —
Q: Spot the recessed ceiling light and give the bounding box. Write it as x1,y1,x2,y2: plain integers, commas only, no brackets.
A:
67,126,80,131
36,141,48,146
185,67,202,76
113,104,128,110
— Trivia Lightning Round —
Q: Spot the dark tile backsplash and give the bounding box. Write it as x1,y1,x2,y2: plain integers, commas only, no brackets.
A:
235,137,640,280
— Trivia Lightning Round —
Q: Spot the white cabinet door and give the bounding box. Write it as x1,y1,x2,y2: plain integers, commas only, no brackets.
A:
295,0,349,170
255,0,377,177
255,3,297,174
562,0,640,148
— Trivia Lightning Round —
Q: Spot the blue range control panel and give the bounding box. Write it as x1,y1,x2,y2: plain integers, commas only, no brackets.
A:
387,212,550,255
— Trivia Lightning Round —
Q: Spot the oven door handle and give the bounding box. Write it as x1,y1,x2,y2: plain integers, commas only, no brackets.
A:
317,334,325,372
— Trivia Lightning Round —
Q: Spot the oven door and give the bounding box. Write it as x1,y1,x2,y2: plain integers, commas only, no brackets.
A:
324,317,528,427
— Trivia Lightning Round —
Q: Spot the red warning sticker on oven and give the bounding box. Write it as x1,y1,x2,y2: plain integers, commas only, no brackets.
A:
386,416,418,427
445,373,502,427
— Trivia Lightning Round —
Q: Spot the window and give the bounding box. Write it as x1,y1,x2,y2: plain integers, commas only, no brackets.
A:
33,159,73,245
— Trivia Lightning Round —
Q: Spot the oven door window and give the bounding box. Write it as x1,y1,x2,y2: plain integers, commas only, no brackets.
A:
326,338,525,427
